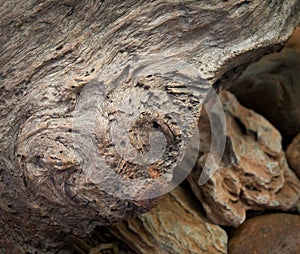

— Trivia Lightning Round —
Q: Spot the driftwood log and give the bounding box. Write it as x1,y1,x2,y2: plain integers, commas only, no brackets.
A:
0,0,299,253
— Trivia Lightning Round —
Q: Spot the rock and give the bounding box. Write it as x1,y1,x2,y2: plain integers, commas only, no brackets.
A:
108,186,228,254
292,199,300,214
229,213,300,254
287,132,300,178
287,134,300,214
285,25,300,52
230,26,300,139
188,91,300,227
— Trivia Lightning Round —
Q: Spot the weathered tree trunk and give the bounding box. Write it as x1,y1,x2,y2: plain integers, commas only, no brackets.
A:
0,0,299,252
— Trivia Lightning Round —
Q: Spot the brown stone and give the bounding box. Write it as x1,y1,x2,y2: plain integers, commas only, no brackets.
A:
292,199,300,214
108,187,228,254
188,91,300,227
229,213,300,254
285,25,300,53
287,133,300,178
230,26,300,139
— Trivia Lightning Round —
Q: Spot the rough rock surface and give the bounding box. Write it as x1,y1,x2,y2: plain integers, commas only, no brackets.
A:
292,199,300,214
285,25,300,52
108,186,228,254
230,25,300,139
287,132,300,178
229,213,300,254
188,91,300,227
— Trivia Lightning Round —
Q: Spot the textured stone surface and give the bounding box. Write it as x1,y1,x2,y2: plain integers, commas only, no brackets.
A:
108,187,228,254
292,199,300,214
230,25,300,139
188,91,300,227
287,133,300,178
286,25,300,52
229,213,300,254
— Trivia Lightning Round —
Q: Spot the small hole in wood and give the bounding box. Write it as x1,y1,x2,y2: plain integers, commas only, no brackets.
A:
153,121,159,129
56,45,63,51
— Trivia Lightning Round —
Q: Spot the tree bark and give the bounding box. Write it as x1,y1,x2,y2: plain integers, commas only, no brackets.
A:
0,0,299,252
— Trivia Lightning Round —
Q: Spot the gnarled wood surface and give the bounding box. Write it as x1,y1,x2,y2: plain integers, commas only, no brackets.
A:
0,0,299,252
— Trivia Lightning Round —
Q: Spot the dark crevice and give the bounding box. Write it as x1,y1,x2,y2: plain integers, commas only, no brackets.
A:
234,117,247,135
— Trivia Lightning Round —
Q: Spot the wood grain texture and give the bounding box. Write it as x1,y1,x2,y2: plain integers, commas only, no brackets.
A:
0,0,299,252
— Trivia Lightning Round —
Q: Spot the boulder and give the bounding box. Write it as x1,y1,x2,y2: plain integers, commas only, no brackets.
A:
108,187,228,254
188,91,300,227
229,213,300,254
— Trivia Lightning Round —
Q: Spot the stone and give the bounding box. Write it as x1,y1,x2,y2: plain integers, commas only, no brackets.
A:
285,25,300,52
108,187,228,254
230,26,300,139
229,213,300,254
292,199,300,214
188,91,300,227
287,132,300,178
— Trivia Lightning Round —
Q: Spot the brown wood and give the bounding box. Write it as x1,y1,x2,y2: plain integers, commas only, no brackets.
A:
0,0,299,252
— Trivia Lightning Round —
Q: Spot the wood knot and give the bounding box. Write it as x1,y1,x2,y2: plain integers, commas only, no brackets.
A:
17,115,79,182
